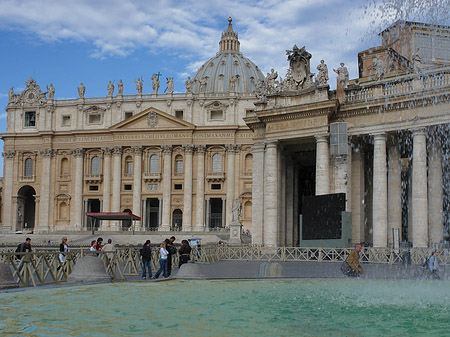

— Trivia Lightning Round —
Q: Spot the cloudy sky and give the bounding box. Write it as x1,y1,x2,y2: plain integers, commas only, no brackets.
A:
0,0,449,174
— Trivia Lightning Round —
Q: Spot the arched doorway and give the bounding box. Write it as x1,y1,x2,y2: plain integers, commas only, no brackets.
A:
17,185,36,231
122,208,132,231
172,209,182,231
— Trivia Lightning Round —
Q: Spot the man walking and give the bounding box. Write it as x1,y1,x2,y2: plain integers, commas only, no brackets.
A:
428,250,440,279
16,237,32,272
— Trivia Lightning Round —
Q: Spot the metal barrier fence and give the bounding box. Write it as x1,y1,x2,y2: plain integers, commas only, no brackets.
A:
1,246,448,288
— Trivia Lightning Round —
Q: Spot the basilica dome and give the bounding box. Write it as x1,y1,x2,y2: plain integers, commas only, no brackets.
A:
191,18,264,95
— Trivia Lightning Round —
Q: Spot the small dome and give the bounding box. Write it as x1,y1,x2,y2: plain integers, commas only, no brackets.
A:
191,18,264,95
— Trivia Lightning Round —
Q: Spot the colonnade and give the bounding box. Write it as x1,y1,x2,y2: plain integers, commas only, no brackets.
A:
252,128,445,248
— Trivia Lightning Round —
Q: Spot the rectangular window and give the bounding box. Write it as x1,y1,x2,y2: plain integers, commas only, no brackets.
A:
124,184,132,191
176,160,183,174
174,184,183,190
175,110,184,119
89,185,99,191
24,111,36,127
62,115,71,126
211,183,221,190
124,112,133,119
210,110,223,120
88,114,101,124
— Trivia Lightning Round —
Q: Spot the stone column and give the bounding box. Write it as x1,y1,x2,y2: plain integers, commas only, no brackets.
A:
100,147,112,231
111,146,122,230
182,145,193,231
315,135,330,195
387,142,402,245
286,159,294,246
372,133,387,247
38,149,53,233
206,198,210,230
73,148,84,231
2,150,15,231
264,141,278,246
194,145,206,231
428,139,444,245
158,197,162,227
351,148,365,244
225,144,235,227
251,144,265,245
222,198,226,228
132,146,143,230
412,129,428,247
334,154,349,207
161,145,172,231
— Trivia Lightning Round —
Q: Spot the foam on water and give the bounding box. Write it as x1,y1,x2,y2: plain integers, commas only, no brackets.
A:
0,279,449,336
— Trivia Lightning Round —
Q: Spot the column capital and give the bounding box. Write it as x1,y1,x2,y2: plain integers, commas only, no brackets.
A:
183,144,194,154
101,147,113,156
3,150,16,159
72,148,84,158
264,140,278,149
411,128,426,137
112,146,122,155
195,144,206,154
161,145,172,154
371,132,387,141
315,134,328,143
252,143,265,152
225,144,234,152
132,146,143,155
39,148,55,157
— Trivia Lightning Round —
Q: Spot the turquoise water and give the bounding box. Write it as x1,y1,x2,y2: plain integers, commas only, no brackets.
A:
0,279,449,337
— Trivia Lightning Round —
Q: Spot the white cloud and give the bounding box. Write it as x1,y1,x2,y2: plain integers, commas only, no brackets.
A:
1,0,448,86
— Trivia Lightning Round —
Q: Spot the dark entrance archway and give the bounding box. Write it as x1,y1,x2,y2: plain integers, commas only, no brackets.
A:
17,185,36,231
122,208,132,230
172,209,182,231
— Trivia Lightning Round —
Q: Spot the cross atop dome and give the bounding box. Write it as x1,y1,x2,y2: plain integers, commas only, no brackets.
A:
219,17,240,53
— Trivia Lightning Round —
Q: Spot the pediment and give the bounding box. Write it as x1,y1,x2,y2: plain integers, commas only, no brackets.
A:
111,107,195,131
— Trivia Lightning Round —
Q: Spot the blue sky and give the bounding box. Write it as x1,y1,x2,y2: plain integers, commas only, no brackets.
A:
0,0,449,176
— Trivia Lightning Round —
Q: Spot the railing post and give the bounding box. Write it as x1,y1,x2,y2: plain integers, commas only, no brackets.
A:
318,248,323,262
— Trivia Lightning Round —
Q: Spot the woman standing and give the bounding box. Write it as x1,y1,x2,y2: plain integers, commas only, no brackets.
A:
59,237,68,263
153,242,169,279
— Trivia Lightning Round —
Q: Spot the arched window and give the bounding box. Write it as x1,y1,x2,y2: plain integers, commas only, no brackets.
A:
175,154,183,174
212,153,222,173
24,158,33,177
60,157,69,177
125,156,133,175
149,154,159,173
59,202,68,220
245,154,253,173
91,156,100,175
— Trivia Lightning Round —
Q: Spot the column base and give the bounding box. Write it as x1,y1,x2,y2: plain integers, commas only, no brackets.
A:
193,224,205,232
160,224,171,231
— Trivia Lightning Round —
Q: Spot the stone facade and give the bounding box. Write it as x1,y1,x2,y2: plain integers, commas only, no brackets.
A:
2,20,450,248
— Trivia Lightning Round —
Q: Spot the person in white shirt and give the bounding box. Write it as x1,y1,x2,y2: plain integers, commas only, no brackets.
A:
153,242,169,279
89,240,97,252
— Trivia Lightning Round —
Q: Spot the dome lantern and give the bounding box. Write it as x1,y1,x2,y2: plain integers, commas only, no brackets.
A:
219,17,240,53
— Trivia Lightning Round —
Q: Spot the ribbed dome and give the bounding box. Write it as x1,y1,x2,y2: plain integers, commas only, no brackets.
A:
191,18,264,95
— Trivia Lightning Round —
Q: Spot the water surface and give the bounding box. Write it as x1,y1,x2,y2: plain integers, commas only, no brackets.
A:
0,279,448,336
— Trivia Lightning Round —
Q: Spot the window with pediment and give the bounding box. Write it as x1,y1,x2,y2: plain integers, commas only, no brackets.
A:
175,154,183,174
91,156,100,175
24,158,33,177
149,154,159,173
212,153,222,173
125,156,133,175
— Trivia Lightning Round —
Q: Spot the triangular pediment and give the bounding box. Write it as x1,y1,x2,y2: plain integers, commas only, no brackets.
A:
111,107,195,131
